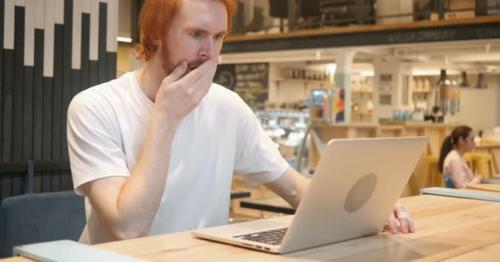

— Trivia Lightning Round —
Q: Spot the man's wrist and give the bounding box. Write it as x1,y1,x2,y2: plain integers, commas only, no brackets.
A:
147,111,180,145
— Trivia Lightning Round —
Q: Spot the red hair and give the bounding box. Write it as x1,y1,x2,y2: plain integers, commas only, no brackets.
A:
136,0,236,61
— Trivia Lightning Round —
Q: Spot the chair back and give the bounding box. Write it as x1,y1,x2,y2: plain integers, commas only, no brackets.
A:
0,191,85,257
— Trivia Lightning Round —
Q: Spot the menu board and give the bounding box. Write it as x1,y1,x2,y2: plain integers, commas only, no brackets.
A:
214,63,269,110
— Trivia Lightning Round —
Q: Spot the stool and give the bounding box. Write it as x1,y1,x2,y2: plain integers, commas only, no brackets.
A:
465,152,495,179
422,155,444,187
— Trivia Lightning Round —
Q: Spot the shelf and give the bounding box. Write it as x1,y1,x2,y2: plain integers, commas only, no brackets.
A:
352,112,373,115
273,77,333,85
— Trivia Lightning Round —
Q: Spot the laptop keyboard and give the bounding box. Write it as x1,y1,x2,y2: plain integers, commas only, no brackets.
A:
233,227,288,246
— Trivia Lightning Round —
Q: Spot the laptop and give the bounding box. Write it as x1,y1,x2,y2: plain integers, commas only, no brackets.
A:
14,240,143,262
192,136,428,254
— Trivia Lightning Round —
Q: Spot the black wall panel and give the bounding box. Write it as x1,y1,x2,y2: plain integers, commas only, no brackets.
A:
12,7,24,162
0,1,4,159
0,1,117,199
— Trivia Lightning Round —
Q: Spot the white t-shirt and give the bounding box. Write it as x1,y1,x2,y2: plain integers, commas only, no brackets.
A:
67,72,289,244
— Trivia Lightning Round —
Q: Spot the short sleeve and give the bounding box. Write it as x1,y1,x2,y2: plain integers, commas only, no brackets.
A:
234,102,289,184
67,92,130,195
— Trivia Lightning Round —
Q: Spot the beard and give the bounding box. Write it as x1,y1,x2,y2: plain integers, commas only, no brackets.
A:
160,39,208,75
160,40,174,74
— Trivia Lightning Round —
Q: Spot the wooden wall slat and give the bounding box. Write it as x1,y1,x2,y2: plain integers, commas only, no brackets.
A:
22,67,33,159
107,52,116,81
80,13,89,92
43,55,54,194
60,0,73,188
33,29,43,161
130,0,142,43
0,0,4,158
70,68,80,103
51,24,64,188
3,7,18,162
97,2,107,84
39,29,52,163
89,61,98,87
51,24,63,161
12,6,25,161
88,1,98,88
1,50,14,162
61,0,73,161
42,77,53,162
15,9,32,194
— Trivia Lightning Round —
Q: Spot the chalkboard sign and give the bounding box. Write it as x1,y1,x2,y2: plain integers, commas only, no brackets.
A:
214,63,269,110
214,64,237,90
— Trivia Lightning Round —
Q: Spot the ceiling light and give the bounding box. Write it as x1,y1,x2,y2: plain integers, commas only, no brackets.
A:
117,36,133,43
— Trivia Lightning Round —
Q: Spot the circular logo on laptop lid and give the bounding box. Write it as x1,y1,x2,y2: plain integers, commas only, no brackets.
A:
344,173,377,213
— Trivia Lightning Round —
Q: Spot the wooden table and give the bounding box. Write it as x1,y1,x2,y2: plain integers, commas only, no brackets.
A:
3,195,500,261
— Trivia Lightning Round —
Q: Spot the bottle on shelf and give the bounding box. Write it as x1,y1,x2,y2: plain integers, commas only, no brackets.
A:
436,69,452,115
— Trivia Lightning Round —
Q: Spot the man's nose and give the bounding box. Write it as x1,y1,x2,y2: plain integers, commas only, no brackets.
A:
199,38,216,60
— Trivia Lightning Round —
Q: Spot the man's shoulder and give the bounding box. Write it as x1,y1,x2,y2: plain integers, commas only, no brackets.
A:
69,73,134,115
209,82,237,96
80,72,132,98
207,83,245,105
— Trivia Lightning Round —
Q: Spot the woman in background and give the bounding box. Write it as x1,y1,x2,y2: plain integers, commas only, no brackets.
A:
438,125,481,188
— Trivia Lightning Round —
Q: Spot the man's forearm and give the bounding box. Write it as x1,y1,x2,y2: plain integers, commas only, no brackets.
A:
265,168,310,209
110,114,179,239
287,169,310,209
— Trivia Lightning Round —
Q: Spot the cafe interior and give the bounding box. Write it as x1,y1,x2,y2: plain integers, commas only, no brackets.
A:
1,0,500,260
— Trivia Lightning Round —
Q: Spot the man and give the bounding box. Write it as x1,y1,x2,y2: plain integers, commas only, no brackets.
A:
67,0,413,245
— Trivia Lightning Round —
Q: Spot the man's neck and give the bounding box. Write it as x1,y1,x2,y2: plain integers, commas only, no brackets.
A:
136,56,167,102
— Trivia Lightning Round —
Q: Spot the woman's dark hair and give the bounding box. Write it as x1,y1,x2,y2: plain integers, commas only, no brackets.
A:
438,125,473,172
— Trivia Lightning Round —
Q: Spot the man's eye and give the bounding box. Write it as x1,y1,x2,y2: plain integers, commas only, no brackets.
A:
191,32,203,38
